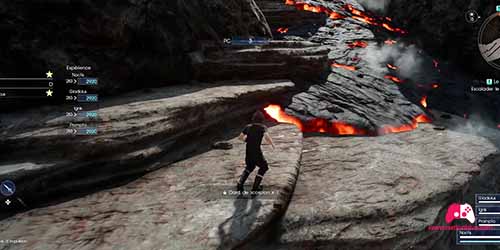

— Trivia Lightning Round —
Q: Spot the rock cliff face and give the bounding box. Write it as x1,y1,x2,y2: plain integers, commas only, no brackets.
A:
0,0,271,94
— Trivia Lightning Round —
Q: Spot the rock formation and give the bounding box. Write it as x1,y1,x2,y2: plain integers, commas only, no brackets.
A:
0,0,271,94
0,125,302,250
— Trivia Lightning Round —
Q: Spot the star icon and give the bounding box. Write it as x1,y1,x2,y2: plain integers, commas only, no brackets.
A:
46,89,53,97
5,199,11,206
46,71,53,78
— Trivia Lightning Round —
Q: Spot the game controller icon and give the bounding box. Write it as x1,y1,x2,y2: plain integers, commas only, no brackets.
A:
445,203,475,224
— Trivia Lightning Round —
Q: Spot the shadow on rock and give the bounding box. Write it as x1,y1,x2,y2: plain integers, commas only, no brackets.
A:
217,197,263,250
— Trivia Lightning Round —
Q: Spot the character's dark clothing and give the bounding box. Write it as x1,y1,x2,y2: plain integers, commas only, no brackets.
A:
242,124,266,157
242,123,269,176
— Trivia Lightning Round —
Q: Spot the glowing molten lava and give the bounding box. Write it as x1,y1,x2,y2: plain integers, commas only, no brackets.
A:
264,104,432,136
286,0,341,19
348,41,368,48
264,104,303,130
420,96,428,108
344,4,407,35
332,63,357,71
378,114,432,134
387,64,398,70
385,39,397,45
330,12,346,20
277,27,289,34
384,75,404,83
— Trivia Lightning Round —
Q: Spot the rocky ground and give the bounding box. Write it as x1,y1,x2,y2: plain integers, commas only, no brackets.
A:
244,123,497,249
0,80,294,213
0,125,302,250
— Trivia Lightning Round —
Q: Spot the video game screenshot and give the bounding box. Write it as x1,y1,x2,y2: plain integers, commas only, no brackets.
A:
1,0,500,249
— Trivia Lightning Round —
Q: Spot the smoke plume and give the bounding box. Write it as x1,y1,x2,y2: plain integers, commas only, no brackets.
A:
361,41,423,79
356,0,391,13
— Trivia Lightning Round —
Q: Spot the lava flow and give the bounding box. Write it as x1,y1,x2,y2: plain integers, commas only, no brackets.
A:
387,64,398,70
332,63,357,71
277,27,289,34
263,104,304,130
384,75,404,83
348,41,368,48
285,0,345,20
344,4,407,35
384,39,397,45
264,104,432,136
420,96,428,108
378,114,432,134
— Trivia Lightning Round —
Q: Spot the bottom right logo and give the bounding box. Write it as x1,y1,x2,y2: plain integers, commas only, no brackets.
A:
445,203,476,224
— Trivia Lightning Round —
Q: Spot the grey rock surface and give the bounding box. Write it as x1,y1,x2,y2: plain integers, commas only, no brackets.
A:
0,80,294,212
1,80,294,160
193,40,330,82
280,0,425,130
271,124,497,249
0,124,302,250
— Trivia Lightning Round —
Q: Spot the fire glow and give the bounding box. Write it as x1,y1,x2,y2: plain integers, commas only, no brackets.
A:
332,63,357,71
420,96,428,108
387,64,398,70
285,0,406,34
384,75,404,83
277,27,289,34
285,0,345,20
348,41,368,48
264,104,432,136
344,4,407,35
385,39,397,45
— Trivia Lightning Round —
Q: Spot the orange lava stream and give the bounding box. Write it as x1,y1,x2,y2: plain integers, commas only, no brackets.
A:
384,39,397,45
384,75,404,83
420,96,428,108
277,27,289,34
285,0,407,34
387,64,398,70
332,63,357,71
285,0,345,20
264,105,304,131
347,41,368,48
264,104,432,136
344,4,407,34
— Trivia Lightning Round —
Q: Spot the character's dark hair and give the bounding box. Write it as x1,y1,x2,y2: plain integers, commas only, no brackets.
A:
252,111,265,123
